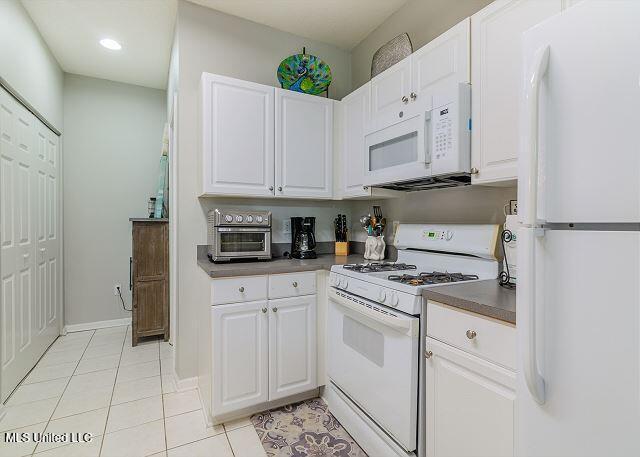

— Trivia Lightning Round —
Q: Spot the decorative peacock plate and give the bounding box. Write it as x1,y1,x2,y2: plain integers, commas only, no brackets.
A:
277,53,332,95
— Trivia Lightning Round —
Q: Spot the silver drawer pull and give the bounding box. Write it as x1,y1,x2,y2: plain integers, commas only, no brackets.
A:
425,350,433,359
466,329,477,339
261,307,267,313
272,307,278,313
239,287,245,293
292,281,298,288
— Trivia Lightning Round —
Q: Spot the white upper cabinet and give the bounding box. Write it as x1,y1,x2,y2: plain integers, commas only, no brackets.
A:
339,83,370,198
470,0,561,185
200,73,275,196
411,18,470,112
275,89,333,199
369,57,412,132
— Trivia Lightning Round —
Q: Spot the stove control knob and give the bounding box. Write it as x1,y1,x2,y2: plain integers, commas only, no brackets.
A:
378,289,387,303
224,214,233,223
235,215,243,223
342,278,349,289
390,292,399,307
446,231,454,241
246,215,254,223
256,215,264,223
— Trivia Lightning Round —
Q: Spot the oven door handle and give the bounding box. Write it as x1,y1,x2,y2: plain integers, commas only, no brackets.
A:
329,288,418,337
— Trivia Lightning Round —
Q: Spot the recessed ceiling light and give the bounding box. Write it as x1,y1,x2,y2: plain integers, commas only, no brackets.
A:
100,38,122,50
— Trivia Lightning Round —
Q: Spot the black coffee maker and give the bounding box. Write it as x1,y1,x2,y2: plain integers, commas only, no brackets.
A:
291,217,317,259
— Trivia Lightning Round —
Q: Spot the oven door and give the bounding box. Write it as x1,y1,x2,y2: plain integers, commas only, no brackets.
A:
214,227,271,259
363,113,431,187
327,287,419,451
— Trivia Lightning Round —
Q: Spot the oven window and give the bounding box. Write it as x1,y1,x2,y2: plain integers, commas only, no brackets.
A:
343,315,384,367
219,232,265,253
369,131,418,171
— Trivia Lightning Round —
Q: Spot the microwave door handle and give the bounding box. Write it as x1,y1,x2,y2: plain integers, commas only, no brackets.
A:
424,111,432,164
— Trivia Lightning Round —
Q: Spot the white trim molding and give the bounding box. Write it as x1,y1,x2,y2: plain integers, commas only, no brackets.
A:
63,317,132,333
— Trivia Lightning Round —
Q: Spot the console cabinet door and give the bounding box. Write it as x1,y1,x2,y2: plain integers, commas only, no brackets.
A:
425,337,515,457
211,300,269,415
275,89,333,199
470,0,561,184
201,73,275,196
268,295,317,401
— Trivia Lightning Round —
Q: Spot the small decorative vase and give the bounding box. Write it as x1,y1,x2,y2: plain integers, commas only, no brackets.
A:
364,236,385,261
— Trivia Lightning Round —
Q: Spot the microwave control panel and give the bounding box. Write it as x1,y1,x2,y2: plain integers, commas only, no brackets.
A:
433,106,453,158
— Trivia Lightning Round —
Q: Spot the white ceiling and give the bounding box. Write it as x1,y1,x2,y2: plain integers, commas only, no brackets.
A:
21,0,177,90
187,0,409,50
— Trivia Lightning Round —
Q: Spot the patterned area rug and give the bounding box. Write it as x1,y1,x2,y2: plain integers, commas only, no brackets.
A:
251,398,368,457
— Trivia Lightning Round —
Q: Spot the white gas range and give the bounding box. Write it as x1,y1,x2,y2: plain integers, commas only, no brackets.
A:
324,224,500,457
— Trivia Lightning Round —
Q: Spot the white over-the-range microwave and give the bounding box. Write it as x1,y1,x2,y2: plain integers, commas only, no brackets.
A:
364,83,471,191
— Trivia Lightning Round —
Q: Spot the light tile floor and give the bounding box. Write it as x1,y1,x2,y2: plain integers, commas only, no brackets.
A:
0,326,266,457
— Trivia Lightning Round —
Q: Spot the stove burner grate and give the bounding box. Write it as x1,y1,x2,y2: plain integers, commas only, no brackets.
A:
342,262,417,273
387,271,480,286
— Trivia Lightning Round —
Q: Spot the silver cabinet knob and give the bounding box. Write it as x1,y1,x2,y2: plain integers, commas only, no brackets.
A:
261,307,267,313
401,95,409,104
466,329,477,339
424,350,433,359
410,92,417,100
399,111,403,118
363,186,369,191
292,281,298,288
470,167,479,175
239,287,245,293
278,186,282,192
269,186,274,191
272,307,278,313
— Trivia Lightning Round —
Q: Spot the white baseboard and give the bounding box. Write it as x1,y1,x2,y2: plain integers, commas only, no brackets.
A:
63,317,132,333
174,374,198,392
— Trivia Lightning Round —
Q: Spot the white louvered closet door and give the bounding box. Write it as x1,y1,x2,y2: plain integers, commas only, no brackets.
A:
0,86,61,402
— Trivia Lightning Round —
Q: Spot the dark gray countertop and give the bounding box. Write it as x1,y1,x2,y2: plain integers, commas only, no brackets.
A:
198,253,368,278
129,218,168,222
422,280,516,324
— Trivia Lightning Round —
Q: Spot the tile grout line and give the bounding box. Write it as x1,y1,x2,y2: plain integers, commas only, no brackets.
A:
97,325,129,457
29,329,97,456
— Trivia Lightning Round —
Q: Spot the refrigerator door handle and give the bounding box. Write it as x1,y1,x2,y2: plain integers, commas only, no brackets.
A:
520,228,546,405
523,45,550,227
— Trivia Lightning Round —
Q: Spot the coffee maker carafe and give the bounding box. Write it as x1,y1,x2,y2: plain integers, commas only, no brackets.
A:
291,217,317,259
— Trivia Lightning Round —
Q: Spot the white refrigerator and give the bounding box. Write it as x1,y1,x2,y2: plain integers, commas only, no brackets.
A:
517,1,640,456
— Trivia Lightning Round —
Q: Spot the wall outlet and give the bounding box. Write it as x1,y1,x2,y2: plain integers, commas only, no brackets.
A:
509,200,518,215
114,284,121,296
282,219,291,235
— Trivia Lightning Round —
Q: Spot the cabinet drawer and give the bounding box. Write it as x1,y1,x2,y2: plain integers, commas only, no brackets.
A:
212,276,268,305
427,301,516,370
269,272,316,299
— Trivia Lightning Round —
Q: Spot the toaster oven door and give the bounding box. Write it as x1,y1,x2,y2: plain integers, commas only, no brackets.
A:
214,227,271,259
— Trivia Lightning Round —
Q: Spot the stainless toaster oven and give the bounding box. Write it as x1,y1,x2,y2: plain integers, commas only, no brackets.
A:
207,209,272,262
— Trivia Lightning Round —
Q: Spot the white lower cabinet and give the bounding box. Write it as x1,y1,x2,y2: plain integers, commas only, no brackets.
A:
211,300,269,416
425,337,515,457
269,295,317,401
210,273,318,421
425,325,515,457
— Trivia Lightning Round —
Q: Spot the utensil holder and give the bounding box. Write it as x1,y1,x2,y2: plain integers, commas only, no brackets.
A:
335,241,349,256
364,236,385,261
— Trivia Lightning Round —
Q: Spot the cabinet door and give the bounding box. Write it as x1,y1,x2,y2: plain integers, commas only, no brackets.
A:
268,295,317,401
201,73,275,196
471,0,561,184
340,83,371,198
369,57,412,132
411,18,470,113
275,90,333,198
211,300,269,416
425,337,515,457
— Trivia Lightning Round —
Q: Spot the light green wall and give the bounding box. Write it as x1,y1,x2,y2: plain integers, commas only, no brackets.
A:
350,0,492,89
63,74,166,326
0,0,64,131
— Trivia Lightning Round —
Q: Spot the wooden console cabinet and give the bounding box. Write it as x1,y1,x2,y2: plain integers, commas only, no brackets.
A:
130,218,169,346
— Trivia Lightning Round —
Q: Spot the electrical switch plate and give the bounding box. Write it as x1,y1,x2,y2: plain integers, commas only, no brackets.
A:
283,220,291,234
